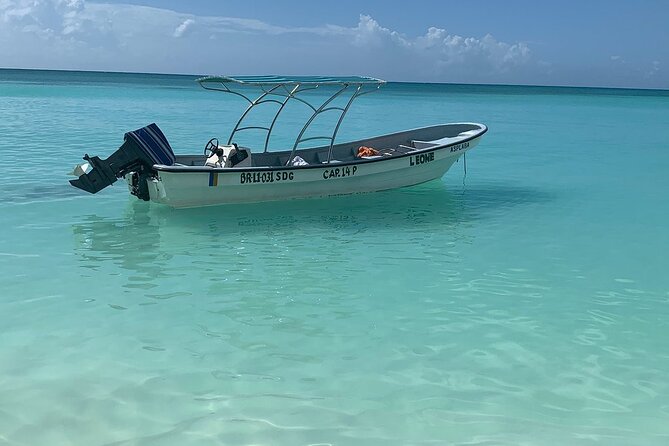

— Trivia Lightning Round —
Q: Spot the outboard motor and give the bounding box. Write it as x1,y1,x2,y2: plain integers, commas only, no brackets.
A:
69,123,175,201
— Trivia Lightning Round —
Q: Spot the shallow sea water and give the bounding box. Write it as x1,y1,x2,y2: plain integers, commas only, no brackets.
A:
1,70,668,445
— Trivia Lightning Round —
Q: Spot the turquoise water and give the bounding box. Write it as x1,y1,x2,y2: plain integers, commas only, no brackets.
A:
1,69,668,445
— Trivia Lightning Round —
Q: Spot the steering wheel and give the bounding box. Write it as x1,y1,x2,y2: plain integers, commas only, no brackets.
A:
204,138,219,156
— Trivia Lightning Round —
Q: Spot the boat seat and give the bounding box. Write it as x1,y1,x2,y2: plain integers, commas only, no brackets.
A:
317,151,342,164
274,152,318,166
379,147,411,156
296,152,319,165
412,131,476,149
398,144,418,152
458,130,478,137
411,140,440,149
227,147,253,167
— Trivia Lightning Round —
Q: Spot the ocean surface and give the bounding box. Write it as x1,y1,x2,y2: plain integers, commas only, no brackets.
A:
1,69,668,445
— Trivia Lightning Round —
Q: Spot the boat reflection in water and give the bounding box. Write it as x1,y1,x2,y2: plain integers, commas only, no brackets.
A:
72,180,551,295
72,183,468,288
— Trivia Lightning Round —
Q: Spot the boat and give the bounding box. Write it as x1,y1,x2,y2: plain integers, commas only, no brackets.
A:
69,75,487,208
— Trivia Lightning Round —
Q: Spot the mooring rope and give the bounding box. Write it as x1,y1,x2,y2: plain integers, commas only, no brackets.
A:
462,153,467,186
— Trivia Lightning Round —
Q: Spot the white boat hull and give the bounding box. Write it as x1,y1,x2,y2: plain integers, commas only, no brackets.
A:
142,134,482,208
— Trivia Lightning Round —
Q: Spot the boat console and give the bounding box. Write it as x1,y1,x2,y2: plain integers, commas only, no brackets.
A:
204,142,252,168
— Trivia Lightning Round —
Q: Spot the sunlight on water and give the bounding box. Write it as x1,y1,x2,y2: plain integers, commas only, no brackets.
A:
0,70,668,445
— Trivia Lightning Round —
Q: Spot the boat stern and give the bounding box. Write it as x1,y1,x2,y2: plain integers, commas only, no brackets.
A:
69,123,175,201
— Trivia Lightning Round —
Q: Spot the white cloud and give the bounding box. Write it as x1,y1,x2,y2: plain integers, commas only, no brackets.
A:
174,18,195,38
1,0,84,34
0,1,540,83
350,14,410,48
646,60,661,78
335,15,533,82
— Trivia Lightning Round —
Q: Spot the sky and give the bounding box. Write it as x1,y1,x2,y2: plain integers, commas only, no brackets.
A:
0,0,667,88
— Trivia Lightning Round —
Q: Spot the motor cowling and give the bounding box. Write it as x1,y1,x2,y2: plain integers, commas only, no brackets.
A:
70,123,175,198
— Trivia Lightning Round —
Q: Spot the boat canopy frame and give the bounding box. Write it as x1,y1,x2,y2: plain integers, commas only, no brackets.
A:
196,75,385,164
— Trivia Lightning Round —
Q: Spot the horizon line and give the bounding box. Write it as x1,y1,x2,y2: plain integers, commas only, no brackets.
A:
1,66,667,93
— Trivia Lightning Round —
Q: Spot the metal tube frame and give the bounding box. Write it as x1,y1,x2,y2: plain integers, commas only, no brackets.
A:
199,79,382,162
